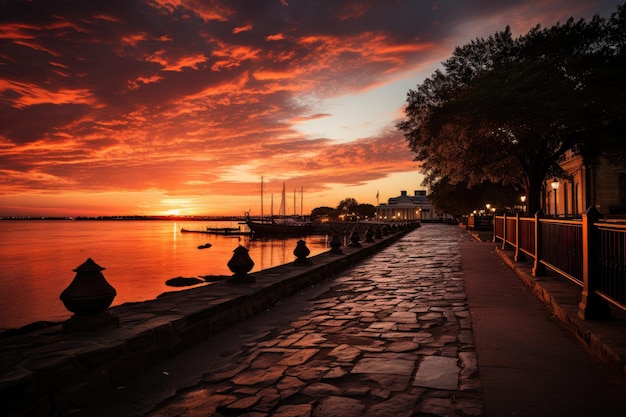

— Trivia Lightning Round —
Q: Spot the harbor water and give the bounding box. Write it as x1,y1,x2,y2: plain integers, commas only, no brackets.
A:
0,220,329,331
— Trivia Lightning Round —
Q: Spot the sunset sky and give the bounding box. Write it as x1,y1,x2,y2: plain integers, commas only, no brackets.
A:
0,0,620,217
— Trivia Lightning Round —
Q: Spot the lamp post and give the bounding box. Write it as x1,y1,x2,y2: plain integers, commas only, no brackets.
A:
551,178,559,217
520,195,526,215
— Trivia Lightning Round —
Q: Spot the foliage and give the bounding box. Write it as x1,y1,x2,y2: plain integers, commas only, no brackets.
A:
356,203,376,219
428,179,520,218
336,198,359,213
398,4,626,215
310,206,338,221
311,199,376,221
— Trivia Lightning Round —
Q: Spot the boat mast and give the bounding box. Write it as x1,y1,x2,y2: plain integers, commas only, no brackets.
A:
279,182,286,218
293,188,296,217
300,186,304,218
261,176,264,221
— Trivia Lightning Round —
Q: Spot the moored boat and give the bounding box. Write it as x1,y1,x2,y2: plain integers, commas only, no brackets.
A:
245,216,312,237
206,226,245,235
246,178,312,237
180,227,252,236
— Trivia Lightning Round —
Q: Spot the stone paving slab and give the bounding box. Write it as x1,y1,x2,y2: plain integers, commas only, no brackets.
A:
146,226,484,417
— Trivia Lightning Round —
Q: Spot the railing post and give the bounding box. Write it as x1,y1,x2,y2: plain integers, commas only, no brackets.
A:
501,213,507,250
514,212,526,262
532,210,546,276
578,207,611,320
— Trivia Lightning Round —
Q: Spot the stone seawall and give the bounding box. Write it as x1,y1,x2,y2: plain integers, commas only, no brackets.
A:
0,224,418,417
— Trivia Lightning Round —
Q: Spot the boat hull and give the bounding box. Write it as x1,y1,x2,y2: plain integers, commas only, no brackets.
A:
246,219,313,237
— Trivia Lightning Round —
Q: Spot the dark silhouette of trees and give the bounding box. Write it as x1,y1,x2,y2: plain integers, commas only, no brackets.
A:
429,180,519,218
311,199,376,221
310,206,337,221
336,198,359,214
398,4,626,215
355,203,376,219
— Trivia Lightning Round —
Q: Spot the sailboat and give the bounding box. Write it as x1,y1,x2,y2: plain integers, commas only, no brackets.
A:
246,178,313,237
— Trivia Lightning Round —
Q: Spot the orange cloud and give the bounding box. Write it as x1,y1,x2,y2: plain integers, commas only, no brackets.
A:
146,50,207,71
0,0,616,216
210,43,262,71
266,33,285,41
233,24,253,34
0,80,97,108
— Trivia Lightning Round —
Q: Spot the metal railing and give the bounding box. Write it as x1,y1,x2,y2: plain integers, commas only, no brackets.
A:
493,209,626,319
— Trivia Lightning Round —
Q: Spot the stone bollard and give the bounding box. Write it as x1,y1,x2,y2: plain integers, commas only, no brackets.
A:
60,258,119,332
374,226,382,239
227,245,255,283
329,234,343,254
293,239,312,266
349,230,361,247
364,227,375,243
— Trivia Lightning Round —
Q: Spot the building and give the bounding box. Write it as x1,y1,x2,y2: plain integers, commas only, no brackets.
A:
376,190,446,222
545,151,626,218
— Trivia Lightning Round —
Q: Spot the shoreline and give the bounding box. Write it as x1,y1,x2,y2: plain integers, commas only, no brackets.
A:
0,223,418,416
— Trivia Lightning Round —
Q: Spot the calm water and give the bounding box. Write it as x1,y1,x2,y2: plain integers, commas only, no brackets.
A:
0,220,329,330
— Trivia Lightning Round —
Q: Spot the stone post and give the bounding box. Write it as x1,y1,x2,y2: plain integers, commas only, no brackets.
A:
364,227,375,243
227,245,255,283
293,239,312,266
60,258,119,332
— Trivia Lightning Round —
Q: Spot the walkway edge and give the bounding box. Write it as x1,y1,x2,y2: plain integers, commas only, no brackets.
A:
493,245,626,381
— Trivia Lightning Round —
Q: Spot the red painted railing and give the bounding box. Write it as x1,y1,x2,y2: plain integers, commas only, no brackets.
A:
493,208,626,319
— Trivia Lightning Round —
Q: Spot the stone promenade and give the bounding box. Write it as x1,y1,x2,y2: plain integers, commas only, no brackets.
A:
145,226,483,417
54,224,626,417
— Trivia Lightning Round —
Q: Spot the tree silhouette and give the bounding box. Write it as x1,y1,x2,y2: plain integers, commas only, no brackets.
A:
398,4,626,215
336,198,359,213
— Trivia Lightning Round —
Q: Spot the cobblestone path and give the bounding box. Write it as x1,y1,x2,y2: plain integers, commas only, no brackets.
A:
147,226,484,417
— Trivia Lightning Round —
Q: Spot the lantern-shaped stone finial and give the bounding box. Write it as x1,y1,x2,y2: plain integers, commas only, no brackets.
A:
60,258,119,332
364,227,375,243
227,245,255,283
60,258,116,315
293,239,312,266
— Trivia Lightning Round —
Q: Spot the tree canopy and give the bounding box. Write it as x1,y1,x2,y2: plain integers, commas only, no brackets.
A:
310,199,376,221
428,180,520,218
398,4,626,215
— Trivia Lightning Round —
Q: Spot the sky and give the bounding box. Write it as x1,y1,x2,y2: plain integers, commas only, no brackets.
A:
0,0,621,217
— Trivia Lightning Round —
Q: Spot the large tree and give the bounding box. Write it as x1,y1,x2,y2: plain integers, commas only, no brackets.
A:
398,4,626,215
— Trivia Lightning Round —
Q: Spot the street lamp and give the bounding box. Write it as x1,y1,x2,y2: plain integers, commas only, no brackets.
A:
520,195,526,215
551,178,559,217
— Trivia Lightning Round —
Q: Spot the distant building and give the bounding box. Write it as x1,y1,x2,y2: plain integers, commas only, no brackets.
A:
376,190,446,222
546,151,626,217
